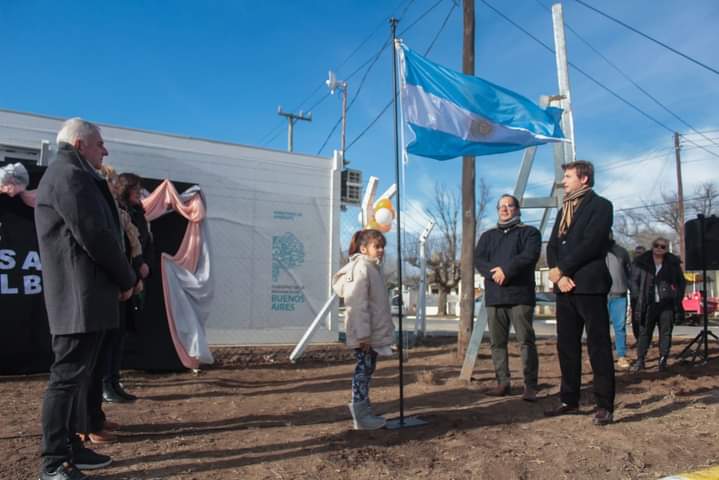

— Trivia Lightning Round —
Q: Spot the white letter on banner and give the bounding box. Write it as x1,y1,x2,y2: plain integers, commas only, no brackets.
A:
22,251,42,271
24,275,42,294
0,274,19,294
0,250,16,270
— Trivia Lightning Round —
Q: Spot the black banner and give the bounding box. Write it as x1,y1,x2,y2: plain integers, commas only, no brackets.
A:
0,162,190,374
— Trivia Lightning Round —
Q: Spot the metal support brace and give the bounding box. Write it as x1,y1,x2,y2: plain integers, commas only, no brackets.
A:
458,299,489,381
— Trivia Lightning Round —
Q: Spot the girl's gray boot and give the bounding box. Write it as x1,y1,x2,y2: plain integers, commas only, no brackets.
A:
348,400,386,430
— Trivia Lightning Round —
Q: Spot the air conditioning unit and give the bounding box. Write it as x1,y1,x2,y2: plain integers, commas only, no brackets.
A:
341,168,362,206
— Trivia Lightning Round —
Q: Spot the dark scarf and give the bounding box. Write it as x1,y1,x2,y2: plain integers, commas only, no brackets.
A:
558,186,591,237
497,215,521,231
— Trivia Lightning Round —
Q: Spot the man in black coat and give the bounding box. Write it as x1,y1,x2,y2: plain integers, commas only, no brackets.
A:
545,160,615,425
35,118,137,480
475,194,541,401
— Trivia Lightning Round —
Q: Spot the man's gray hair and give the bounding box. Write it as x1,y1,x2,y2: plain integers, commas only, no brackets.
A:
56,117,101,145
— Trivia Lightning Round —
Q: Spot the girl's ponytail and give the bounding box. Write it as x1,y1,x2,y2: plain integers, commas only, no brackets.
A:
348,230,364,256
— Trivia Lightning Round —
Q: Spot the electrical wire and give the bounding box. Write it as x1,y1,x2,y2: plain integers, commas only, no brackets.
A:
479,0,719,162
345,1,457,152
572,0,719,77
257,0,416,147
533,0,719,150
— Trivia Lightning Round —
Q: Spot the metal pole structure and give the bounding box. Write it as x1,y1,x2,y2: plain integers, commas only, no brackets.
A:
551,3,576,166
675,132,686,264
277,108,312,152
415,219,435,336
458,0,476,361
385,18,427,430
340,85,348,160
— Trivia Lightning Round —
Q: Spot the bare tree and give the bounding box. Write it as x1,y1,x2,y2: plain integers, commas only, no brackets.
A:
617,181,718,254
405,180,489,317
689,182,719,217
427,183,461,316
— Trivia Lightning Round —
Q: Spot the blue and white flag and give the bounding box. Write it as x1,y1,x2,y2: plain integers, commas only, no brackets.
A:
399,43,567,160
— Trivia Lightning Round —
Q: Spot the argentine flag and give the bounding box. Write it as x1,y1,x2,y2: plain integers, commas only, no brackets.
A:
399,43,567,160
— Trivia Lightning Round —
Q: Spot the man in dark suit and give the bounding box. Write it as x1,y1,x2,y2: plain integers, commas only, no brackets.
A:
35,118,137,480
544,160,615,425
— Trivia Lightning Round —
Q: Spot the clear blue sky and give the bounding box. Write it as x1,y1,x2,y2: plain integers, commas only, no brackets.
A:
2,0,718,243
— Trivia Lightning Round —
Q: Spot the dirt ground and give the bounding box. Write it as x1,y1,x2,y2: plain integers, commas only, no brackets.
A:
3,337,719,480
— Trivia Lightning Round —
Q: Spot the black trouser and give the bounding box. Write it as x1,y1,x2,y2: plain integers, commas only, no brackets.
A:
556,293,615,412
637,303,674,360
102,301,129,388
85,333,113,434
487,305,539,389
630,297,641,343
41,331,105,472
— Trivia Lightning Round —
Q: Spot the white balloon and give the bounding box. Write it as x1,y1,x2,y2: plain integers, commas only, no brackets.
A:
375,207,394,226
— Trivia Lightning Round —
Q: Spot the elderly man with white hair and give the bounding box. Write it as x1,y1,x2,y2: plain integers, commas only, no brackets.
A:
35,118,137,480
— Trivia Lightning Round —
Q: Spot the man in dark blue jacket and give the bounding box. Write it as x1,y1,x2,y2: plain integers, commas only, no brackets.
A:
545,161,615,426
475,194,541,401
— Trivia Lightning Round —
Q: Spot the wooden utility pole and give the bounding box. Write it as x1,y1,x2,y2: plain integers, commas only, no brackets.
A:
674,131,686,263
458,0,476,360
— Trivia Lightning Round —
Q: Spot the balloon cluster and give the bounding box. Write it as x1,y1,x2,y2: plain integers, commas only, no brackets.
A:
366,197,396,233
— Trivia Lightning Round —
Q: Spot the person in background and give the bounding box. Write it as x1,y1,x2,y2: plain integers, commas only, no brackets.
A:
77,165,144,446
629,245,647,344
101,172,153,403
630,237,685,373
332,229,395,430
35,118,137,480
606,232,632,370
475,194,541,401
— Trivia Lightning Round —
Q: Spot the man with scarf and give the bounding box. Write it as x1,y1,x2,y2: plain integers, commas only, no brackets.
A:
475,194,541,401
545,160,615,426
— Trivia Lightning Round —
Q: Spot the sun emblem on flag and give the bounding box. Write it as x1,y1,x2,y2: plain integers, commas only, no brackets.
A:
469,118,493,138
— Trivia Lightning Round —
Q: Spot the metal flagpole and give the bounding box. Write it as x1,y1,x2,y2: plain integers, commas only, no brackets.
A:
385,19,427,430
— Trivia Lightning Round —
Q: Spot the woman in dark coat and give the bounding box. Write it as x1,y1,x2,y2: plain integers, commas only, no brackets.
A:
630,237,685,372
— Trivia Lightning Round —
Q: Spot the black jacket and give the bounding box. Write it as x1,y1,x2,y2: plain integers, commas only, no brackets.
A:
475,223,541,306
547,190,613,295
128,204,155,273
34,144,136,335
630,251,685,325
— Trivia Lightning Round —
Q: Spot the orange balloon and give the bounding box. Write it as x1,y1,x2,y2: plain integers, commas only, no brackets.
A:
374,198,393,211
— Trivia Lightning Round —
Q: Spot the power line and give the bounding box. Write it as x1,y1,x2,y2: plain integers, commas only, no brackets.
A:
533,0,719,150
317,38,391,155
572,0,719,77
479,0,719,162
258,0,417,147
346,1,457,152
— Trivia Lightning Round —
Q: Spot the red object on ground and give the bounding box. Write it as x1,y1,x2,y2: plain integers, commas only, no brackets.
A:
682,291,719,315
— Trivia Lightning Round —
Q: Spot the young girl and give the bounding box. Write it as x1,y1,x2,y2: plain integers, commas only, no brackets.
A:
332,229,395,430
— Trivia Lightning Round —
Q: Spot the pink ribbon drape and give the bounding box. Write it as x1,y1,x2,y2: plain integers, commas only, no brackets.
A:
142,179,208,369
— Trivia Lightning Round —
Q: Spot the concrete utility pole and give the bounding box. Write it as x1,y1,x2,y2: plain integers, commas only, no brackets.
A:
326,71,349,164
458,0,476,361
675,131,686,264
277,107,312,152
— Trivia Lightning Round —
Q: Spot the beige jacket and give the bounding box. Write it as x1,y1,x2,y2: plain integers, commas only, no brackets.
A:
332,254,394,350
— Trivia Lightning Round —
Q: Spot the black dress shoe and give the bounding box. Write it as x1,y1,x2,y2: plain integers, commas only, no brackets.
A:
592,408,614,425
40,462,88,480
629,359,645,374
658,356,668,372
113,381,138,401
544,402,579,417
102,385,129,403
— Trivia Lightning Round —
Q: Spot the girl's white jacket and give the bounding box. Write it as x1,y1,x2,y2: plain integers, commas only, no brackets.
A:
332,254,395,350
